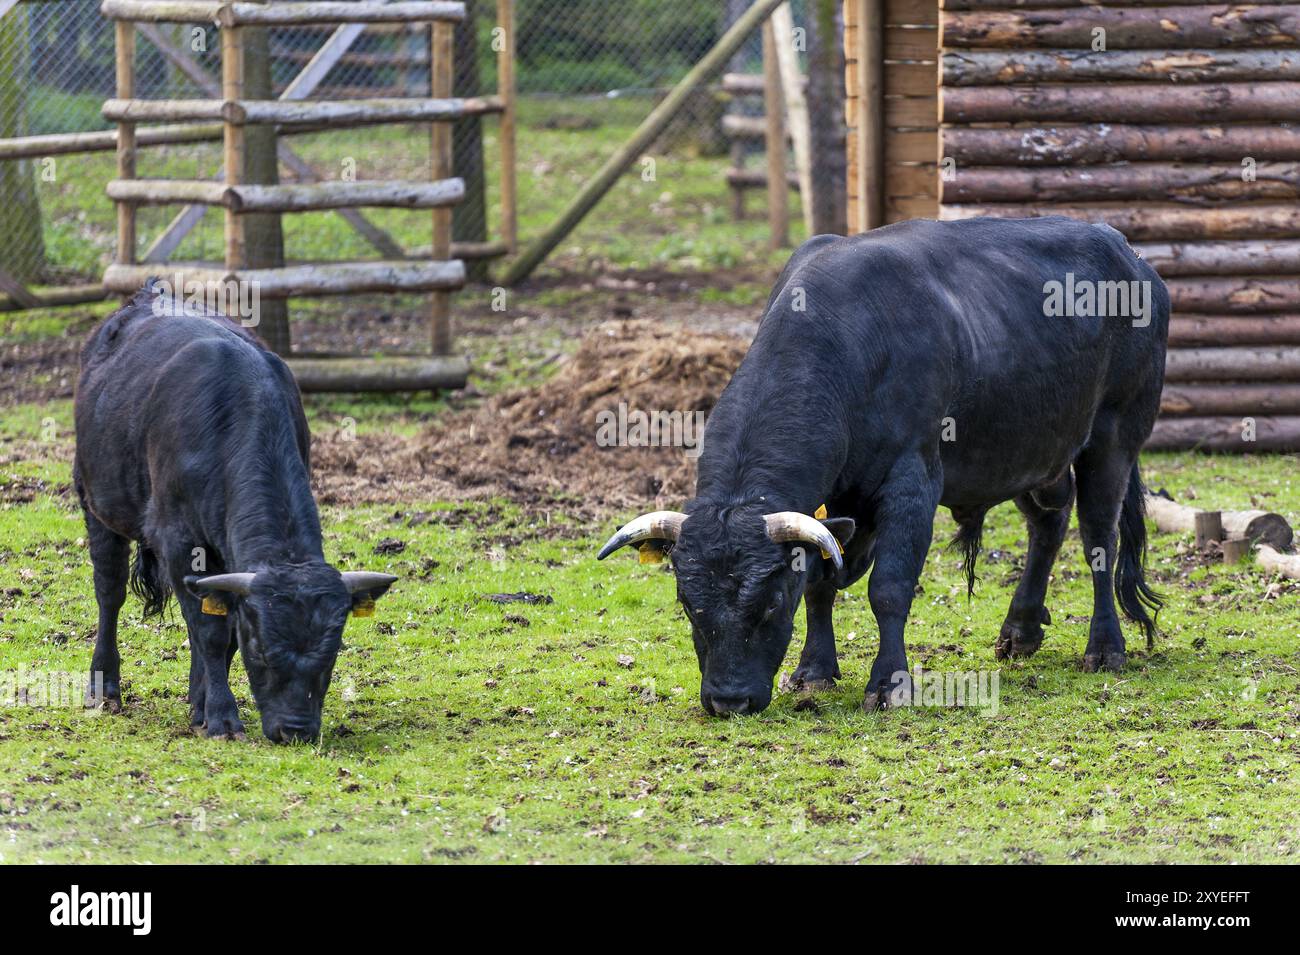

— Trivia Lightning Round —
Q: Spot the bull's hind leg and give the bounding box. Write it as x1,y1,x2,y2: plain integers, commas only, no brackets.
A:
1073,438,1133,673
791,581,841,690
82,509,129,712
996,473,1074,660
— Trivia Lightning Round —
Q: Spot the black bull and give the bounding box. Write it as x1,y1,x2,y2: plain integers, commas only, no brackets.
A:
73,286,396,742
599,216,1169,715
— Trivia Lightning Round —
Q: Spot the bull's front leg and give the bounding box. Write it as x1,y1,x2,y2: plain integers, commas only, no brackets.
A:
864,458,941,710
791,580,841,690
175,590,246,740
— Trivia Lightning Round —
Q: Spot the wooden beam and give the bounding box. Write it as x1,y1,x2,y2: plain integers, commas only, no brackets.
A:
430,17,455,356
762,19,789,250
941,82,1298,124
287,354,469,392
942,124,1300,166
100,1,466,26
497,0,517,251
940,203,1300,240
942,48,1300,86
845,0,885,232
103,260,466,297
772,2,814,235
501,0,788,285
114,20,137,266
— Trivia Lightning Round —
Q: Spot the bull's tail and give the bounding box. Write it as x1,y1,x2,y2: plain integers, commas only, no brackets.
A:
1115,463,1162,648
129,542,171,618
948,512,984,598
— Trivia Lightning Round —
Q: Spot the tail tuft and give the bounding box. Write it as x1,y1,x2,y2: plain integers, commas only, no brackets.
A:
948,513,985,598
1115,463,1163,648
129,543,171,618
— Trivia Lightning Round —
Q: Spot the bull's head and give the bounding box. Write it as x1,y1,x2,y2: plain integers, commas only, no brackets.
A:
598,504,854,716
184,565,397,742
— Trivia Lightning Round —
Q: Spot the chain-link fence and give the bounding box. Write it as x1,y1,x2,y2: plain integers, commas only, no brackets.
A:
0,0,811,296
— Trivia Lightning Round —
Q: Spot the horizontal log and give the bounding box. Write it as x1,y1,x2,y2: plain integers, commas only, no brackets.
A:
942,124,1300,166
943,0,1300,9
286,354,468,392
1136,240,1300,275
229,178,464,212
103,96,503,126
939,203,1300,239
722,114,791,141
1257,543,1300,579
1162,381,1300,413
885,25,939,59
1143,492,1294,549
886,96,938,127
726,168,800,190
1147,415,1300,451
105,177,465,212
100,1,465,26
1163,345,1300,380
449,240,509,260
0,283,110,312
942,7,1300,50
1167,277,1300,313
945,162,1300,203
942,48,1300,85
941,82,1299,123
722,73,806,95
103,260,465,298
1168,315,1300,345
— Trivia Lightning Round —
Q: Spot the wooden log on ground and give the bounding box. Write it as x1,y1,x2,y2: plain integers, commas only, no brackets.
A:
942,7,1300,50
1162,382,1300,415
1167,278,1300,314
1257,543,1300,579
102,95,503,126
1164,346,1300,380
939,203,1300,240
945,162,1300,204
102,260,466,297
0,283,109,312
1167,316,1300,346
1146,415,1300,452
100,1,465,26
942,48,1300,85
286,354,468,392
1143,493,1294,550
941,83,1298,124
942,124,1300,166
1136,240,1300,276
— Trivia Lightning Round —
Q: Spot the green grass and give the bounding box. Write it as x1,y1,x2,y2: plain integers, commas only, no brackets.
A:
2,389,1298,862
29,95,799,285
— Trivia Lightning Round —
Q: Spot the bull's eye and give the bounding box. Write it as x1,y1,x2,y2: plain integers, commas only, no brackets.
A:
761,593,784,623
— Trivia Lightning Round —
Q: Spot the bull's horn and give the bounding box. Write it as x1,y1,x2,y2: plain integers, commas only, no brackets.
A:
340,572,399,594
764,512,844,572
193,572,256,595
597,511,687,560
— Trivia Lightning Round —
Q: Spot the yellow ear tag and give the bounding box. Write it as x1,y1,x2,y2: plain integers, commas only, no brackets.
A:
812,504,843,559
638,542,664,564
351,598,376,618
201,595,227,616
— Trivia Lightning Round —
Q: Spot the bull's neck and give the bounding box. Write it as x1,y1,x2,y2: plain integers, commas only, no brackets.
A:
221,424,325,570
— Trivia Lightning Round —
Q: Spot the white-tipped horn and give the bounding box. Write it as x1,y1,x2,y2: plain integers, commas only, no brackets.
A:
597,511,688,560
764,512,844,572
193,572,256,595
340,571,399,594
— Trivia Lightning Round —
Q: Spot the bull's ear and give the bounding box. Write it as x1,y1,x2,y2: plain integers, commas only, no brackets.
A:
341,572,397,617
821,517,856,548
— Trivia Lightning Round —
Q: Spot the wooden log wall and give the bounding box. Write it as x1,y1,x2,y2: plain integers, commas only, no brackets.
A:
937,0,1300,452
884,0,939,221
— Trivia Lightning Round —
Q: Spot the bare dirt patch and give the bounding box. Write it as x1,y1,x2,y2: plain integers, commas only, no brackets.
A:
312,320,749,512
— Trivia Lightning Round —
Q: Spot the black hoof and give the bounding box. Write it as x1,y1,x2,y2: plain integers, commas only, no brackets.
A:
198,716,247,740
995,607,1050,660
863,671,913,711
85,683,122,713
1082,650,1126,673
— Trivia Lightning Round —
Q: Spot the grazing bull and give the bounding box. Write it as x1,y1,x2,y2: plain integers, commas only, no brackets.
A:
598,217,1168,715
74,283,397,741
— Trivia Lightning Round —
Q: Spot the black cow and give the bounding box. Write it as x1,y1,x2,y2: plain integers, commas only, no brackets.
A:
74,283,397,741
598,216,1168,715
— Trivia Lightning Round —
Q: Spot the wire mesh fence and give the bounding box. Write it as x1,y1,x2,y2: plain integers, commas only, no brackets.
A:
0,0,808,296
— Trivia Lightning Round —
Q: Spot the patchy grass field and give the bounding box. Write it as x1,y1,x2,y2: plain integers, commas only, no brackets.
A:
2,286,1299,864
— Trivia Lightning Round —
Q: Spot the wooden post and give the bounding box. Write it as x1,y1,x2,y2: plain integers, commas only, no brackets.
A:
771,3,813,236
431,18,455,356
843,0,882,232
761,21,788,250
496,0,517,252
1194,511,1223,550
114,21,137,266
1221,538,1252,564
222,24,246,273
